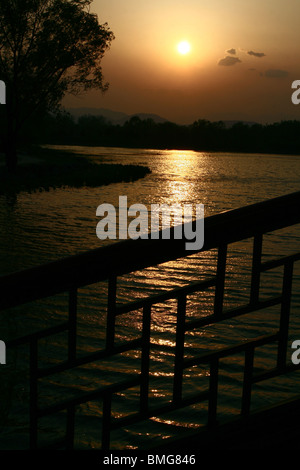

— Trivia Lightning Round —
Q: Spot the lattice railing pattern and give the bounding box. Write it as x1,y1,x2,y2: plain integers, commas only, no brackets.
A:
2,191,300,449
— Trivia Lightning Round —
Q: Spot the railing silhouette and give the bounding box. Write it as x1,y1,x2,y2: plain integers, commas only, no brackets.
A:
1,191,300,450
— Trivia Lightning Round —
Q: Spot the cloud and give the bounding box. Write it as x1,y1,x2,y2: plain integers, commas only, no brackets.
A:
265,69,289,78
218,56,241,66
247,50,266,58
227,48,236,55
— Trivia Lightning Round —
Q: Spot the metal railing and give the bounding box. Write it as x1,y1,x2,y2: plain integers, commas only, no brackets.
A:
1,190,300,449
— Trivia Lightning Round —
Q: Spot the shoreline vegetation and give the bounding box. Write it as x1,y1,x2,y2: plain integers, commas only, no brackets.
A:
33,112,300,156
0,146,151,196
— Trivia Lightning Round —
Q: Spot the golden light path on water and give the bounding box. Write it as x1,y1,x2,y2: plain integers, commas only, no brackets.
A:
0,146,300,448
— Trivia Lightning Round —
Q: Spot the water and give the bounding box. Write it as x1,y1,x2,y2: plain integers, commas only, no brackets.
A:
0,146,300,449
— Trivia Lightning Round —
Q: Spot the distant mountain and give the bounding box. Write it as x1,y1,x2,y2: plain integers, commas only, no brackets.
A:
66,107,168,125
66,108,259,128
129,113,168,124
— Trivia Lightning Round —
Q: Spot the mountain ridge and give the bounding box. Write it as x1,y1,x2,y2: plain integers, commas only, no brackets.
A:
66,107,259,128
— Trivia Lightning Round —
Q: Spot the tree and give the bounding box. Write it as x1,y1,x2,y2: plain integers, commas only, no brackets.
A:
0,0,114,172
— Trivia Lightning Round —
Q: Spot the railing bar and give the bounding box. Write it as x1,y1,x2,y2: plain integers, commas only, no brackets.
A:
29,339,39,450
277,261,294,369
37,338,143,379
66,405,76,450
38,377,141,418
102,393,112,451
38,437,68,450
7,322,69,348
208,358,219,427
7,293,282,351
140,304,151,413
214,244,227,317
115,278,216,315
241,346,255,417
173,294,186,403
253,362,300,383
150,342,176,353
250,234,263,305
68,288,77,364
110,390,210,430
183,333,279,369
260,252,300,272
185,296,282,331
106,275,117,350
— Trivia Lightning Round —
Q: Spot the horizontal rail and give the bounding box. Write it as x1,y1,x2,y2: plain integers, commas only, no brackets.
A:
38,377,141,418
6,322,69,348
260,252,300,271
1,190,300,311
115,277,216,315
109,390,210,431
185,295,283,331
37,338,143,379
252,362,300,383
183,333,280,368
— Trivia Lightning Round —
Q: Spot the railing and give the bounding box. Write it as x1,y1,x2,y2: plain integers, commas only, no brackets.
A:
1,191,300,450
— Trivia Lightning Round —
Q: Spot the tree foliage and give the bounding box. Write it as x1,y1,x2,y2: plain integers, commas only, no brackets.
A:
39,112,300,156
0,0,114,171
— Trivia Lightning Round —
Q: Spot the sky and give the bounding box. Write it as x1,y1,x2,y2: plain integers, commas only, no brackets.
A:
64,0,300,124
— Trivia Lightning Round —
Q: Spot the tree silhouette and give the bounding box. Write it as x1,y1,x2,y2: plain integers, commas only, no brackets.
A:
0,0,114,172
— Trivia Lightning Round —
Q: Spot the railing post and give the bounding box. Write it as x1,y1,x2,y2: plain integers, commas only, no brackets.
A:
106,276,117,350
208,358,219,427
68,288,77,364
29,339,38,449
277,261,294,369
250,234,263,305
241,346,254,417
102,393,112,451
214,244,227,316
173,294,186,403
66,405,76,449
140,304,151,413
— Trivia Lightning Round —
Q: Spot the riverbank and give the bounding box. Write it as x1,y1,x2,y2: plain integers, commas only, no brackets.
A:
0,146,151,195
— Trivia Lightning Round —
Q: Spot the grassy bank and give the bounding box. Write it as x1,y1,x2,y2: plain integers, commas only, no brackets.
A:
0,146,151,195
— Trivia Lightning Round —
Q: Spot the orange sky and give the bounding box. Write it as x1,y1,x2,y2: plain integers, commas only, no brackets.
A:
64,0,300,124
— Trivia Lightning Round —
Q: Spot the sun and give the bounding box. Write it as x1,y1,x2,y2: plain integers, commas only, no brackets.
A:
177,41,191,55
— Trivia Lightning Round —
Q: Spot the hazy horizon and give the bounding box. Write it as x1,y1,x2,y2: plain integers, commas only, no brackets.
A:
64,104,298,126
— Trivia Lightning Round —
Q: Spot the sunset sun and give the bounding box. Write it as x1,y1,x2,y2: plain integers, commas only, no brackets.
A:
177,41,191,55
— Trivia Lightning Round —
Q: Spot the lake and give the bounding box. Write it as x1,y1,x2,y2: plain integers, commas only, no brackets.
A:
0,146,300,449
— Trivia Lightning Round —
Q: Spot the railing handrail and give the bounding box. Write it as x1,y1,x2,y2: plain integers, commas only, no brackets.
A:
1,190,300,311
2,190,300,450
